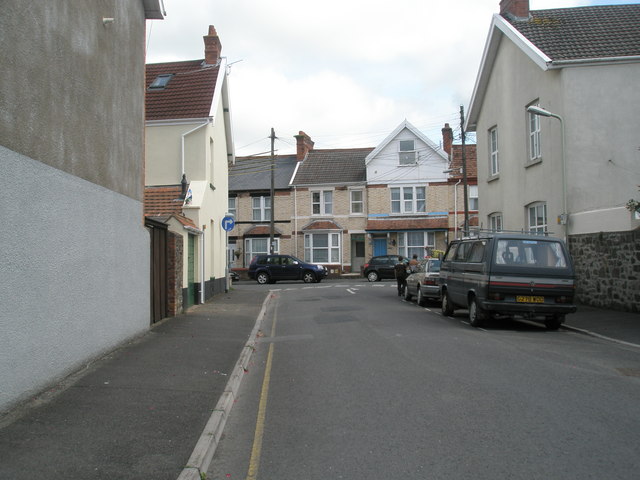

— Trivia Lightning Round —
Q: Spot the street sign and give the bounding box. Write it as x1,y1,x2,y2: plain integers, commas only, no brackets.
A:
221,216,235,231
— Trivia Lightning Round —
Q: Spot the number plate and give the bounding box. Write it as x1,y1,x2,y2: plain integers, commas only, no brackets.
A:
516,295,544,303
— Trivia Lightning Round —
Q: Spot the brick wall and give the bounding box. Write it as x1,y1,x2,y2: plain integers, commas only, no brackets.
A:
568,229,640,313
167,232,183,316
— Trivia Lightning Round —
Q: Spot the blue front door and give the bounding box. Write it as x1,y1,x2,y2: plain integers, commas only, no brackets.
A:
373,238,387,256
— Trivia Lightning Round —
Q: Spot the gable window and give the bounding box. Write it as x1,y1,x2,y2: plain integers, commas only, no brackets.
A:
489,212,503,232
304,232,340,263
252,195,271,221
391,186,426,214
399,140,416,165
228,196,237,218
398,231,435,259
528,202,547,234
350,189,364,214
312,190,333,215
528,105,542,161
469,185,479,211
489,127,499,175
148,74,173,89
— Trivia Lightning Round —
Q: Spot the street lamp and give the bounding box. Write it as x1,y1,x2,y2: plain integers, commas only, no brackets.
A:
527,105,568,239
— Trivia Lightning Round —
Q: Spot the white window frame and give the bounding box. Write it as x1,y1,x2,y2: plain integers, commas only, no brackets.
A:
489,212,503,232
469,185,479,211
528,202,547,234
489,126,499,176
228,196,237,218
244,237,279,265
398,231,436,259
529,106,542,161
399,139,416,165
390,186,426,214
304,232,340,263
312,190,333,216
252,195,271,221
350,189,364,214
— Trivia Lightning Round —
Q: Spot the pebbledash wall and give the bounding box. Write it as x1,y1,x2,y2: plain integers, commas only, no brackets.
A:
569,230,640,313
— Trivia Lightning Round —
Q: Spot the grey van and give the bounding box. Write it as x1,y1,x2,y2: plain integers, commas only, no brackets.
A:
439,233,576,330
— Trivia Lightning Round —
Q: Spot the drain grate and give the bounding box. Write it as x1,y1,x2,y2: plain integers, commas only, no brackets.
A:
615,368,640,377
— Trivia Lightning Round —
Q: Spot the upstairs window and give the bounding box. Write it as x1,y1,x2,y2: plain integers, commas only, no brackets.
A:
228,196,237,218
399,140,416,165
468,185,479,211
312,190,333,215
148,74,174,90
350,189,364,214
252,195,271,221
489,127,499,176
528,106,542,161
391,186,426,214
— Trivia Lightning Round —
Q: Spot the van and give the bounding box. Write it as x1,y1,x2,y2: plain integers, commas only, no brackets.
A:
439,233,576,330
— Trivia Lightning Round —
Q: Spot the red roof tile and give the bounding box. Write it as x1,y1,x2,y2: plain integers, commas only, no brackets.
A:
145,59,218,121
303,220,342,230
144,186,197,229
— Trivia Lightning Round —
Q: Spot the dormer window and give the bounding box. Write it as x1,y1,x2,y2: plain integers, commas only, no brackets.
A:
148,74,174,90
399,140,416,165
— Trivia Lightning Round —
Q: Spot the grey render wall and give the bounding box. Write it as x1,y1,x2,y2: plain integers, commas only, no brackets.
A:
0,1,146,201
0,1,150,412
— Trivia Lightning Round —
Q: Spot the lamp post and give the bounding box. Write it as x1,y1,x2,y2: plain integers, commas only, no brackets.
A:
526,105,568,239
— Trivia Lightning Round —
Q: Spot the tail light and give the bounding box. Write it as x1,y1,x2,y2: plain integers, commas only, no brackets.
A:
422,278,437,286
363,263,369,269
488,292,504,301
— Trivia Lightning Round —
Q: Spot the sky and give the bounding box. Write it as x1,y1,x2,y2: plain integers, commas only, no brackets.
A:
145,0,635,156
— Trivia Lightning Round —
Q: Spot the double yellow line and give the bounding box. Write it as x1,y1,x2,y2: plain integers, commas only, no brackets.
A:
246,296,278,480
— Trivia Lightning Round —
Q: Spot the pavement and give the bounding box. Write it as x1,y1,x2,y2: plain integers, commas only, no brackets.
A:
0,280,638,480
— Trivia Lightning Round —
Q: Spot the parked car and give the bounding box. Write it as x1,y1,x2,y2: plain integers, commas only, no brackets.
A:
404,258,441,306
439,233,576,330
363,255,404,282
248,254,327,284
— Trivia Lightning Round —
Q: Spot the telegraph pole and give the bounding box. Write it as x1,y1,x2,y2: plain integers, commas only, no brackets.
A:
269,128,275,254
460,105,470,236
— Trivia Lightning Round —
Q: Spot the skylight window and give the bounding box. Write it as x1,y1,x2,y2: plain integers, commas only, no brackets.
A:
148,74,173,89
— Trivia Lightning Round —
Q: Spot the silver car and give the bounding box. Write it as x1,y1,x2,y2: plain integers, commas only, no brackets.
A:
404,258,441,306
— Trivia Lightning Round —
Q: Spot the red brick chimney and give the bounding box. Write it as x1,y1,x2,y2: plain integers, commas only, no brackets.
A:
294,131,314,161
441,123,453,156
203,25,222,65
500,0,530,20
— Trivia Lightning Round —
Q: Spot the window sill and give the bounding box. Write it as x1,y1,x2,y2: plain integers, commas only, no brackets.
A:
525,158,542,168
487,174,500,183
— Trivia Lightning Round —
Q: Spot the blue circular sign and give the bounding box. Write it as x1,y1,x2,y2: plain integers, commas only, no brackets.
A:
221,216,235,231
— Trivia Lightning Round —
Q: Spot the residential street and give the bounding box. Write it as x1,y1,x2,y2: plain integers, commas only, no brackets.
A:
208,281,640,480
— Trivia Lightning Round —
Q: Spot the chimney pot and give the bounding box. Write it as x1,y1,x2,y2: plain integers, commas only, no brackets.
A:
294,131,314,161
203,25,222,65
441,123,453,156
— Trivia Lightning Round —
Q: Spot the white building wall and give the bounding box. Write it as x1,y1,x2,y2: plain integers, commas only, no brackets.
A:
0,148,149,411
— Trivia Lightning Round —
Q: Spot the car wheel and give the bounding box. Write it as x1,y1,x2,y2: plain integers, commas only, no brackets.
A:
404,286,413,301
367,271,379,282
256,272,270,285
416,287,427,307
441,290,454,316
545,315,564,331
468,296,485,328
302,271,316,283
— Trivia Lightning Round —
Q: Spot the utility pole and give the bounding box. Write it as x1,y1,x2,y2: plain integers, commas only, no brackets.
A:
269,128,275,254
460,105,470,236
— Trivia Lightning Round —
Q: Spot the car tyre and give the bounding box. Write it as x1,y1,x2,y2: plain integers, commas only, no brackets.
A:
302,271,316,283
417,287,427,307
404,286,413,301
545,315,564,331
468,296,485,328
256,272,270,285
441,290,454,316
367,271,379,282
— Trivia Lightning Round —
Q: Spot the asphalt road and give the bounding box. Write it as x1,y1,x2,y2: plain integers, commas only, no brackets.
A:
208,280,640,480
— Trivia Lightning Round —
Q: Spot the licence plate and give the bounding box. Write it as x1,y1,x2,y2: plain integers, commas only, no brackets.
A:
516,296,544,303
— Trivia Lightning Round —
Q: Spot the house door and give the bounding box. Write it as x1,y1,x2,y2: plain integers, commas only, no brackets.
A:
187,234,196,307
373,238,387,256
146,219,168,324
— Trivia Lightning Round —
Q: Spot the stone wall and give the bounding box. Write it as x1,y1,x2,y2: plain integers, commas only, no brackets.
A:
167,232,183,316
568,229,640,313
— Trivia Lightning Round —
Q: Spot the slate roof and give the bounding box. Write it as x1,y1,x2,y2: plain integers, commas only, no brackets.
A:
145,59,219,121
366,218,449,232
507,4,640,61
292,148,374,186
229,154,298,191
143,185,197,229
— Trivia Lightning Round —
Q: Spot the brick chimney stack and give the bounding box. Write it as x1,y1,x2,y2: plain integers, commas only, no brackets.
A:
500,0,530,20
441,123,453,156
294,131,314,161
203,25,222,65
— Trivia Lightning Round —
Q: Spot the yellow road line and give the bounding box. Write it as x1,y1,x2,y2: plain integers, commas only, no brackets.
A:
246,297,278,480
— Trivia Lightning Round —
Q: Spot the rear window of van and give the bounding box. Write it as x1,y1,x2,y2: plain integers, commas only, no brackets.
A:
495,239,567,268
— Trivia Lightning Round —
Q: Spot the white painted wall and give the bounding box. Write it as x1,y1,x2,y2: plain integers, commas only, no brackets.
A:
0,148,149,412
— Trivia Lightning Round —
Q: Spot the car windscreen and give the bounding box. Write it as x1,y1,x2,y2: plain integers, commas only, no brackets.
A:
495,239,568,268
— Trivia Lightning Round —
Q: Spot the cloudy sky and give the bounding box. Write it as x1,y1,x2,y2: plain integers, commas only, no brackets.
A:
145,0,633,156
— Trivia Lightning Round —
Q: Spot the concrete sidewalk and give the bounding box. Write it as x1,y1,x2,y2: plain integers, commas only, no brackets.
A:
563,303,640,348
0,288,271,480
